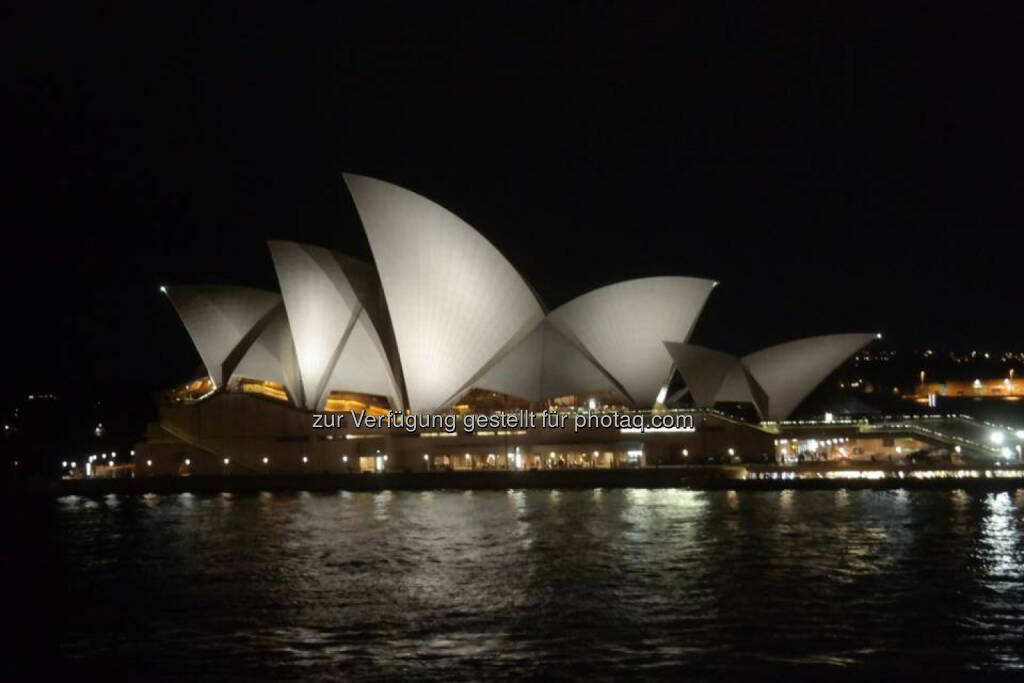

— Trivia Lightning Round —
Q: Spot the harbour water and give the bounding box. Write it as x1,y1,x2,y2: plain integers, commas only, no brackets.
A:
20,488,1024,680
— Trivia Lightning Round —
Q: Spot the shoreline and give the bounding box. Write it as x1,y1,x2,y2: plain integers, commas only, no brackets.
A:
37,468,1024,496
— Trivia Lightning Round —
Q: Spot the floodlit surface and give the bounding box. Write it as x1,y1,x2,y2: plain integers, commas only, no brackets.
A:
743,333,878,420
345,173,544,411
269,240,403,410
164,285,282,387
230,306,303,404
463,320,621,402
666,334,874,419
549,277,716,406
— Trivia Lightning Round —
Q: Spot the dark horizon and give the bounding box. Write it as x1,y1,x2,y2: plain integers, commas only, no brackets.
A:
5,3,1023,398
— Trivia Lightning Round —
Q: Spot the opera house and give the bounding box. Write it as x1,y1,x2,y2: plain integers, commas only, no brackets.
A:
130,174,1017,479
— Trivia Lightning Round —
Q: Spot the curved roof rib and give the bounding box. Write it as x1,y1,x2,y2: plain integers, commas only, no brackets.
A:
269,240,404,411
743,333,877,420
344,173,545,411
548,277,717,407
164,285,282,388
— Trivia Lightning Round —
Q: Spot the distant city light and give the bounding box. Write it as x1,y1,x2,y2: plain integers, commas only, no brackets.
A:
990,431,1006,445
159,285,167,294
184,459,191,466
302,456,308,463
262,457,269,464
147,460,152,466
223,458,230,465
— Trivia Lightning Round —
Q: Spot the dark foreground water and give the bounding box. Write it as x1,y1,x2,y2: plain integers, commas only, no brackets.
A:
19,489,1024,680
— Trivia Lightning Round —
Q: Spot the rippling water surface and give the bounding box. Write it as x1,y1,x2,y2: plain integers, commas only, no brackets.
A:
38,489,1024,679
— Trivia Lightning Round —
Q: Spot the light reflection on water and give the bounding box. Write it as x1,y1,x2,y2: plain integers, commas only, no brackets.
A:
50,489,1024,680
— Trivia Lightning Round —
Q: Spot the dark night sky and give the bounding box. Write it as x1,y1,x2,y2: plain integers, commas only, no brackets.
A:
4,2,1023,399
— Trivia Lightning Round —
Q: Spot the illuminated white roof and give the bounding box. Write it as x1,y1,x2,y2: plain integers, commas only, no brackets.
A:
230,305,303,404
345,173,544,411
269,240,404,410
460,321,622,402
319,308,403,410
663,342,744,408
666,334,875,419
743,333,877,420
164,285,281,388
548,277,716,406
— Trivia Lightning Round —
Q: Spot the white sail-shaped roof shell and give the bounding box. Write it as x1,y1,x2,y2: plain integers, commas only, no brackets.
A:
318,308,402,409
344,173,545,411
229,305,303,404
666,334,875,419
664,342,744,408
459,321,624,403
269,240,404,411
164,285,282,388
743,333,877,420
548,277,716,407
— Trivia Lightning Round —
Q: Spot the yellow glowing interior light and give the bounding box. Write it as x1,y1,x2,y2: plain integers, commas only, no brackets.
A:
238,378,289,402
